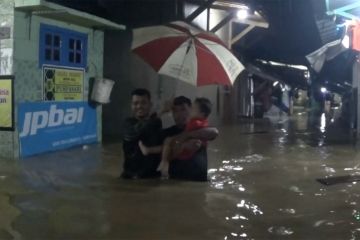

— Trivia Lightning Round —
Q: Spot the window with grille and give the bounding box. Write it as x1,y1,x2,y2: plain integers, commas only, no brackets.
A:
39,24,88,68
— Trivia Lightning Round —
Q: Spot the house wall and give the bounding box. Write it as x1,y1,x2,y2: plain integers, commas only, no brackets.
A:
12,11,104,158
0,1,104,158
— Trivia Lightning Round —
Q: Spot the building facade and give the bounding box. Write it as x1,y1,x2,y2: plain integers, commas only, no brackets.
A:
0,0,124,158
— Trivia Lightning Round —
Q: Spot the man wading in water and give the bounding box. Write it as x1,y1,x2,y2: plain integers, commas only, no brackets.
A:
121,89,163,179
137,96,219,181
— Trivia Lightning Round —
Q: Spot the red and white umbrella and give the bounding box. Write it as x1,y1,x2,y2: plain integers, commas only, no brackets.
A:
132,21,245,86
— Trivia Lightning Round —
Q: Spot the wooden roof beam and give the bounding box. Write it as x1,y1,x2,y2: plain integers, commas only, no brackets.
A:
210,12,235,33
186,0,217,22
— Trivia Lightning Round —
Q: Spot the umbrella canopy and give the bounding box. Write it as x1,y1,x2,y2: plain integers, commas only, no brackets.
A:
132,21,245,86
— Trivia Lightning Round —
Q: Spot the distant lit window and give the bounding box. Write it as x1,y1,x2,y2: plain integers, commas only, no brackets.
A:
40,24,87,68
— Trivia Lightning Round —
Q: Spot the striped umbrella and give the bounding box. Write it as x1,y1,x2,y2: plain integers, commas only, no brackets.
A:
132,21,245,86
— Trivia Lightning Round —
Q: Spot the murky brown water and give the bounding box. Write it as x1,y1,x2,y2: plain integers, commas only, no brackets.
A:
1,112,360,239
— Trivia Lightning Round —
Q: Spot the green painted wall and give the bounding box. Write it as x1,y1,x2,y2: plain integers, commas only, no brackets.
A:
0,0,104,158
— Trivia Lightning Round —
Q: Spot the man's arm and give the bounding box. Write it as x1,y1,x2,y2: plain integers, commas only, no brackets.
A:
176,127,219,143
139,116,163,145
138,141,163,155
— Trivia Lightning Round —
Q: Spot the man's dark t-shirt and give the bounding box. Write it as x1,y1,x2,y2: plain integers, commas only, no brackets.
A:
162,125,208,182
122,115,162,178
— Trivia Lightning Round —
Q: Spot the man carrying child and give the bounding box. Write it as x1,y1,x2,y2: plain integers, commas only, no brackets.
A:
122,89,218,181
142,98,212,177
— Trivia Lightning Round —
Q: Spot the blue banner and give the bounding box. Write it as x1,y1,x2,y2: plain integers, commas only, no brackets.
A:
18,102,98,157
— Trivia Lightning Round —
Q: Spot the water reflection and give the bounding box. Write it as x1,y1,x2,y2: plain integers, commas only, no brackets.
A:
230,214,248,220
224,232,250,240
289,186,302,193
268,226,294,236
209,154,265,240
279,208,296,214
237,200,263,215
320,113,326,133
209,154,265,191
208,112,359,239
1,112,360,239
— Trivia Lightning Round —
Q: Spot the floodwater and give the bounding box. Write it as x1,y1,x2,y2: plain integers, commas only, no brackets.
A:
2,111,360,239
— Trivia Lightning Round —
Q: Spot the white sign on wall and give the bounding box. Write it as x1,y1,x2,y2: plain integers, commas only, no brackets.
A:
0,48,12,75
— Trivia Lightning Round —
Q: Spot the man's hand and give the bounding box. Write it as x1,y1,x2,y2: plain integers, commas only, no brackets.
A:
138,141,150,156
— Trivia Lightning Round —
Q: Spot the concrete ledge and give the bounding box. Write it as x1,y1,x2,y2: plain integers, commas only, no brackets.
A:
14,0,126,31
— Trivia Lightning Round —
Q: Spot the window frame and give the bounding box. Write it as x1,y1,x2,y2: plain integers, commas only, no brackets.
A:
39,24,88,68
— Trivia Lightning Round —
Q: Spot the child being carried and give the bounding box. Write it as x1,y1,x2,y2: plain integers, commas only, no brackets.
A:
139,97,212,178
